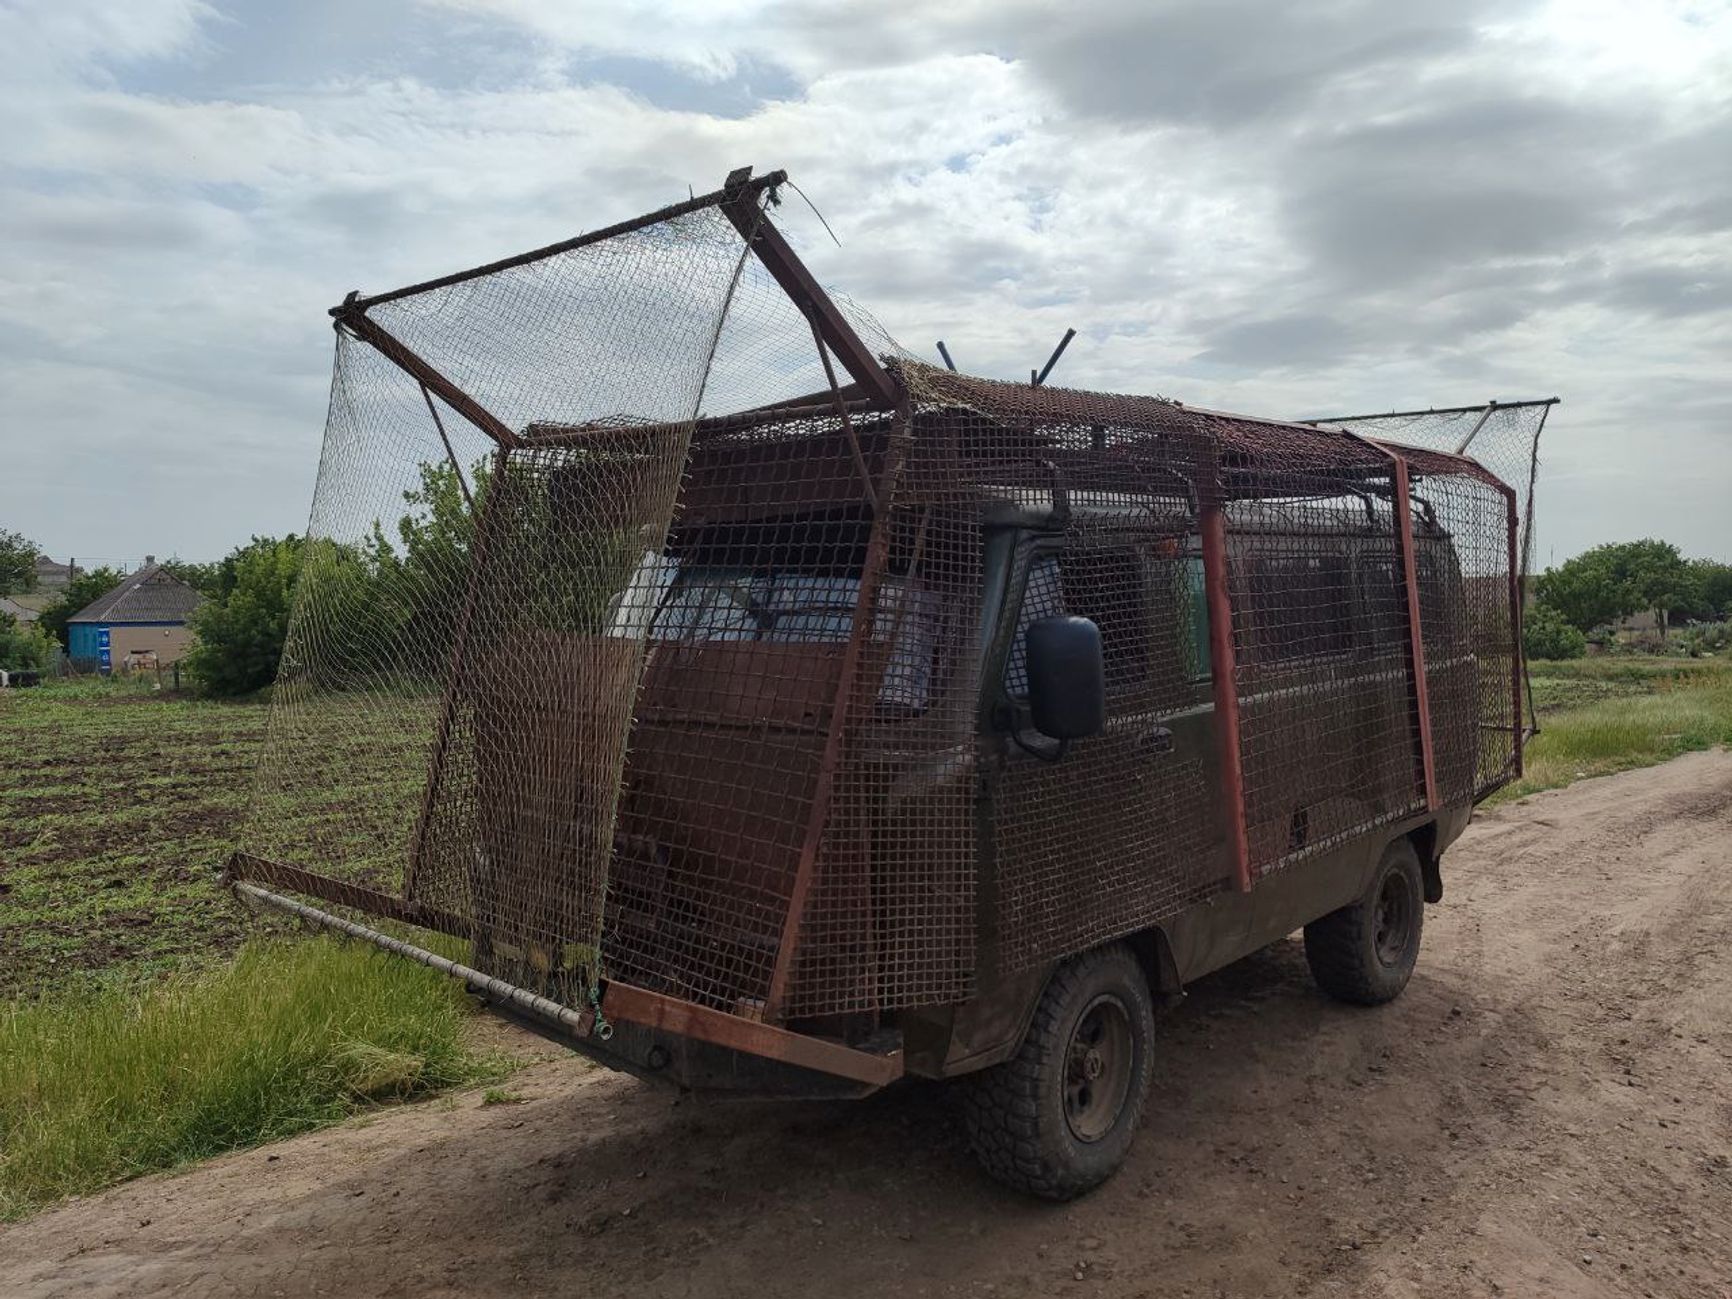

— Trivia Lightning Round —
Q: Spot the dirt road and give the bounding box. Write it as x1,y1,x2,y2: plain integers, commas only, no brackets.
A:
6,751,1731,1298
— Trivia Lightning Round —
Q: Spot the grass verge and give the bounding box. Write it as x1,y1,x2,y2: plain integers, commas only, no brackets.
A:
1492,657,1732,803
0,935,508,1222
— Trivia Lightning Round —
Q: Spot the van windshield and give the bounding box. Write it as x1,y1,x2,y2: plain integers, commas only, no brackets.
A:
649,566,940,711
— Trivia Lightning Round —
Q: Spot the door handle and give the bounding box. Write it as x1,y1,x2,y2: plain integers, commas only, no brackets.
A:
1141,726,1174,755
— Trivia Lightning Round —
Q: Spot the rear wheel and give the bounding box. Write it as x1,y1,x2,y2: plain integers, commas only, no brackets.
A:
961,943,1155,1199
1304,836,1425,1005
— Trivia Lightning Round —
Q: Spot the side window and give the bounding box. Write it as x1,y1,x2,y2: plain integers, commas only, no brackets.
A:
1244,551,1352,663
1178,555,1212,682
1003,556,1064,696
1058,549,1149,691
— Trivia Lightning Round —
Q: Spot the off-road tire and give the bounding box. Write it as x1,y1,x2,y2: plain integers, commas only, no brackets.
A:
961,943,1155,1200
1304,836,1425,1005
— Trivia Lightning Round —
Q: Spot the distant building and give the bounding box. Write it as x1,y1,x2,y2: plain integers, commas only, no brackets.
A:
33,556,73,588
66,559,202,672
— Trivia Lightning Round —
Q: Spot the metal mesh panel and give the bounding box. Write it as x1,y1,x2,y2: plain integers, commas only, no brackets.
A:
235,176,1540,1040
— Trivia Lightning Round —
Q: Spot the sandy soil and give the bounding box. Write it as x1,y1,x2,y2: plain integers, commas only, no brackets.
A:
5,751,1731,1299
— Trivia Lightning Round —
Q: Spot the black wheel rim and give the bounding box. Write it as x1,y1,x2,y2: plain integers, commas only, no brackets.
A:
1373,869,1414,967
1064,994,1134,1143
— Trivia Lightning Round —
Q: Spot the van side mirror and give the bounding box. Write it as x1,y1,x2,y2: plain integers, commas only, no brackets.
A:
1024,616,1106,740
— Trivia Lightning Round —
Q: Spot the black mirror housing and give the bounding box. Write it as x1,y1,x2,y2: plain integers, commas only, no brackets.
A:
1024,615,1106,739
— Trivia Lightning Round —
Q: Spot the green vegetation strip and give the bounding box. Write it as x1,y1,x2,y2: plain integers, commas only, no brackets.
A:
1492,657,1732,803
0,936,507,1221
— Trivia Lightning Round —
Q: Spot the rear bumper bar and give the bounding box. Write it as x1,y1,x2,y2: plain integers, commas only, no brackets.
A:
229,878,902,1090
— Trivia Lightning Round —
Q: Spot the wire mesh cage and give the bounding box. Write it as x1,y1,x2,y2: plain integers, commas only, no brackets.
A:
231,170,1545,1046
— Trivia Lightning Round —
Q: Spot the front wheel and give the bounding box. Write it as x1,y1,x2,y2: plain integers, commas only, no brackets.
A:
961,943,1155,1199
1304,836,1425,1005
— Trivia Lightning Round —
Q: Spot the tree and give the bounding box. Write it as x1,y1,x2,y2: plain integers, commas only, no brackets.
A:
1533,540,1699,633
0,611,58,672
160,556,223,598
184,537,305,696
1522,602,1586,660
0,529,39,597
36,566,126,651
1679,559,1732,622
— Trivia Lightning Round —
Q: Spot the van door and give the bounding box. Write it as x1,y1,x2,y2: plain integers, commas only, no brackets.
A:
982,532,1226,977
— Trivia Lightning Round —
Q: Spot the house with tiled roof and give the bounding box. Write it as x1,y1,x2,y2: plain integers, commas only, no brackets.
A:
66,559,202,671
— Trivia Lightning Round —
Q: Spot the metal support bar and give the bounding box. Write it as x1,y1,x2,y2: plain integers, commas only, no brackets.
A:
803,308,880,511
226,851,473,941
336,171,787,315
600,982,903,1088
1389,453,1441,810
1505,484,1524,779
719,170,898,410
405,445,509,895
1298,397,1559,425
336,307,522,450
763,398,911,1018
936,340,957,372
230,880,600,1039
1033,328,1076,386
1452,401,1498,456
419,383,475,512
1348,435,1440,810
1199,491,1252,892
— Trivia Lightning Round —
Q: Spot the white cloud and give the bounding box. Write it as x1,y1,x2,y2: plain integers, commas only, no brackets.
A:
0,0,1728,566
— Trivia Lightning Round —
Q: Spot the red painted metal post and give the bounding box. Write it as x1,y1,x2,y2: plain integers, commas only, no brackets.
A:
1505,484,1524,778
1199,494,1252,893
1389,453,1441,811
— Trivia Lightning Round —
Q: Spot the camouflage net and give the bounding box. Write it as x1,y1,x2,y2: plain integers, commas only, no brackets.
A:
236,177,1546,1031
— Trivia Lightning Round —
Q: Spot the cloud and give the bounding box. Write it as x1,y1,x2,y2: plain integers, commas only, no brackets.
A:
0,0,1728,568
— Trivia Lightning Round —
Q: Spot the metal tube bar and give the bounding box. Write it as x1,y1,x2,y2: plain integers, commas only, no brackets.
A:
719,176,898,410
1299,397,1558,425
405,445,509,896
1451,401,1498,456
335,171,787,315
804,308,879,511
1506,484,1524,779
1389,453,1441,810
419,382,475,513
1034,328,1077,386
1199,491,1252,893
525,398,879,449
226,851,473,941
936,340,957,372
337,309,521,450
231,880,600,1039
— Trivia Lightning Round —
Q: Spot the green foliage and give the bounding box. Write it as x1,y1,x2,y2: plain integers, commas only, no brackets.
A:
0,612,58,672
1534,539,1700,632
1522,601,1587,660
0,529,38,597
1672,619,1732,658
0,937,505,1220
184,537,304,696
159,557,223,598
1678,560,1732,622
35,566,125,651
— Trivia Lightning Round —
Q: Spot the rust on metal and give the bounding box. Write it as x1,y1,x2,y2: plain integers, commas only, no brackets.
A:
1199,492,1252,893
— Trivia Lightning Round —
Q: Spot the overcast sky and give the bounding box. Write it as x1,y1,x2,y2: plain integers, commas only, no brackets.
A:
2,0,1728,568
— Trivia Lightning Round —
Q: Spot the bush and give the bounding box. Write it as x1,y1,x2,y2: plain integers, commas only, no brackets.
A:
184,536,304,696
0,612,57,673
1672,620,1732,658
1523,602,1586,660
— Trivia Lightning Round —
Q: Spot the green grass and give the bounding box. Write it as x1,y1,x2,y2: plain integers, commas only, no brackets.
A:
1492,657,1732,802
0,935,507,1221
0,677,271,995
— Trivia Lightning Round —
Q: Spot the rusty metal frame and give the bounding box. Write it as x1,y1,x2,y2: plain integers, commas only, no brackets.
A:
718,167,898,411
600,982,903,1086
1349,436,1440,811
1199,486,1252,893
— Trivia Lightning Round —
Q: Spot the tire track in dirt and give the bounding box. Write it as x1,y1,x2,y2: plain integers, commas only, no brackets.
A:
3,751,1729,1298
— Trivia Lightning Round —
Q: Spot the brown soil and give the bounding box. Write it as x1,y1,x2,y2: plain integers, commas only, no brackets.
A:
5,752,1730,1298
